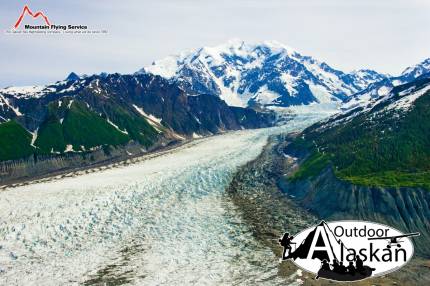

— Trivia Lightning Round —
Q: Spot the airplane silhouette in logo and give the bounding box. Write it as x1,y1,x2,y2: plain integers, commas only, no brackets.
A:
368,232,420,248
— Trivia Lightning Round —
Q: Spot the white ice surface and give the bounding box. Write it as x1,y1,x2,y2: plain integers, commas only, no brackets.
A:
0,115,325,286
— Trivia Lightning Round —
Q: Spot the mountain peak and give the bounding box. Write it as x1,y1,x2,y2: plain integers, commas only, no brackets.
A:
223,38,246,48
401,58,430,79
134,68,146,75
66,72,80,82
201,39,298,58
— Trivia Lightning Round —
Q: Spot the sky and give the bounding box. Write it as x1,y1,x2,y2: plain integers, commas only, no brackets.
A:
0,0,429,87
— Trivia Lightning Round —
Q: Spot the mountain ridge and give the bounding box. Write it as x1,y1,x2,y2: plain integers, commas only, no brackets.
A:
143,40,390,108
2,41,429,113
0,72,275,165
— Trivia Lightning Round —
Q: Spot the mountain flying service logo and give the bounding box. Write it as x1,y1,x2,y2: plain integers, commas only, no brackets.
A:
279,220,419,282
6,4,106,35
14,5,51,29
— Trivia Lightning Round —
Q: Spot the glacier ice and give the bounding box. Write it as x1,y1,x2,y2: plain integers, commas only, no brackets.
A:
0,115,325,285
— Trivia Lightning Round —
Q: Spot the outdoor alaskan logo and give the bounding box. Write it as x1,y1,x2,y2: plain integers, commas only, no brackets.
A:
279,220,419,282
5,4,107,35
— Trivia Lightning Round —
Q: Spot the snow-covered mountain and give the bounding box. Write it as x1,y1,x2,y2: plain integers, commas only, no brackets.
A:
341,78,394,113
392,58,430,85
2,42,428,117
142,40,388,108
323,74,430,129
342,58,430,113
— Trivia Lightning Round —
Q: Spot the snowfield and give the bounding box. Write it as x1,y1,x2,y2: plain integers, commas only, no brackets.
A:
0,115,324,285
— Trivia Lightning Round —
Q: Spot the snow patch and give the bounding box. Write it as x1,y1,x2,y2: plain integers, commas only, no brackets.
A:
132,105,162,124
0,95,23,116
280,73,298,96
30,128,39,147
107,118,129,135
253,88,280,105
0,85,46,99
145,56,179,78
132,104,163,132
308,83,336,104
65,144,74,152
67,100,74,109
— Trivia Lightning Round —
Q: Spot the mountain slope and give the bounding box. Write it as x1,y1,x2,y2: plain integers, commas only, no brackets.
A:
287,75,430,189
0,121,34,161
0,73,275,164
143,40,388,108
276,76,430,256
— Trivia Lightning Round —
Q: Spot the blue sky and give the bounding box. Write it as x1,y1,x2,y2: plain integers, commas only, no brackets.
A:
1,0,429,87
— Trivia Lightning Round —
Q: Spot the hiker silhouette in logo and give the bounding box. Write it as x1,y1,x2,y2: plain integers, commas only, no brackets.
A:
279,232,294,260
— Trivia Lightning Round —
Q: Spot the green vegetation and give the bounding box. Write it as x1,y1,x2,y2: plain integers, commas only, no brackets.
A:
290,87,430,190
290,151,330,181
34,104,66,153
34,100,130,153
0,99,163,162
0,120,34,161
103,104,159,147
340,171,430,190
62,101,130,150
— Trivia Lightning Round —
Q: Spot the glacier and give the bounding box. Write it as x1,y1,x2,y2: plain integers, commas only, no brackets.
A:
0,114,325,285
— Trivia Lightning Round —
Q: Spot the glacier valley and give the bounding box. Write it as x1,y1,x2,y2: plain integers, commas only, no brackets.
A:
0,114,325,285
